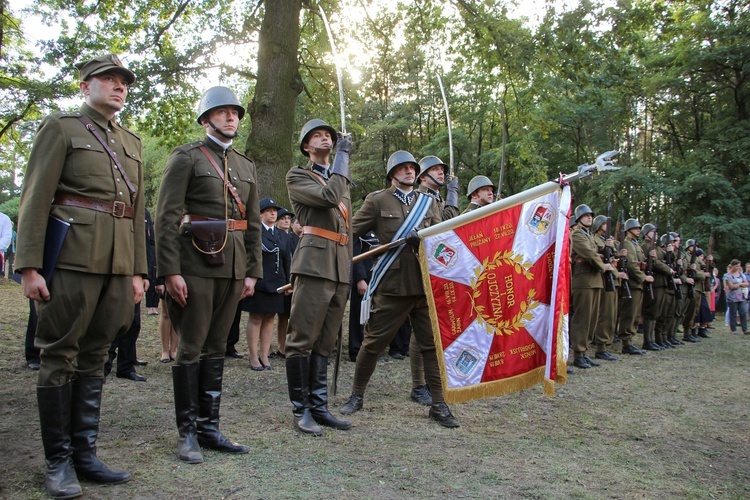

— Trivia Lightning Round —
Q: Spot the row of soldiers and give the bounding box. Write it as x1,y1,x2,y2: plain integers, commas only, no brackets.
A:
569,204,714,370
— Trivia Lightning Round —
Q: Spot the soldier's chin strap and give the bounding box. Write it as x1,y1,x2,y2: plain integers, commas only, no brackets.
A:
206,119,238,140
393,176,417,188
421,172,444,188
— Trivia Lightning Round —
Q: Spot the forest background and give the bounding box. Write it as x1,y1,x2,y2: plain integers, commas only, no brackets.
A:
1,0,748,264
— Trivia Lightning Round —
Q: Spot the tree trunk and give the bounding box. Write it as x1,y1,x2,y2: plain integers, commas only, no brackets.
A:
246,0,304,205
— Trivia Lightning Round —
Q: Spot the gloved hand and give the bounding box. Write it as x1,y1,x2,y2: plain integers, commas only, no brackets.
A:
445,176,459,208
405,229,421,248
331,133,352,181
335,132,353,155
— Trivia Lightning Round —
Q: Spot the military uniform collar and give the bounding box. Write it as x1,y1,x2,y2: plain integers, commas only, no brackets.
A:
205,133,232,151
80,103,115,130
310,162,330,179
418,185,442,201
202,135,229,155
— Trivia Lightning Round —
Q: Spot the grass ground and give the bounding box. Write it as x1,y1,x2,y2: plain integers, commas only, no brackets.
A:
1,277,749,498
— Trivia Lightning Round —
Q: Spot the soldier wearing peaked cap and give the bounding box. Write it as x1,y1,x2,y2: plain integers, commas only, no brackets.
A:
155,86,262,463
284,119,354,435
16,54,143,498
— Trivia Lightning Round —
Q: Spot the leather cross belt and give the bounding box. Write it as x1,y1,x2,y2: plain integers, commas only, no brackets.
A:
54,194,134,218
302,226,349,245
180,214,247,231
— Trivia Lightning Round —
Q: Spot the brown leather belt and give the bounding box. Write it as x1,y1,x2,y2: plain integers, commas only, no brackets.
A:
54,194,134,218
181,214,247,231
302,226,349,245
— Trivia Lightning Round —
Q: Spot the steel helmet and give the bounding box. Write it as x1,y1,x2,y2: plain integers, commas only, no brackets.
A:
386,151,419,179
624,218,641,232
685,238,696,249
196,86,245,125
591,215,608,234
417,155,448,180
466,175,495,198
642,223,656,236
299,119,337,157
574,204,594,222
659,233,673,246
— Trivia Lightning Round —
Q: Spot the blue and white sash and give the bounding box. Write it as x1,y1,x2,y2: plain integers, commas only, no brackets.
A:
360,192,434,324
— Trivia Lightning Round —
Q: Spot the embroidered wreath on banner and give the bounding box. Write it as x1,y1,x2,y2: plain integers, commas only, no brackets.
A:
468,250,540,336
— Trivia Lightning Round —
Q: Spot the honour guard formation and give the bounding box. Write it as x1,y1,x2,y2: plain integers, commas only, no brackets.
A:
11,53,748,498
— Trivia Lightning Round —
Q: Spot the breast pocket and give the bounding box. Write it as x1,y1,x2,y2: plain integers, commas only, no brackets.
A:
121,143,142,190
70,137,108,177
380,210,402,233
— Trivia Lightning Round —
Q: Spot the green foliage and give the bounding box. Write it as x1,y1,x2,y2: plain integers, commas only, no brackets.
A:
3,0,749,263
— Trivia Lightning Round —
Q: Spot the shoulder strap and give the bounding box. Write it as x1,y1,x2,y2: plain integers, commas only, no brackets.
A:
77,116,136,204
198,145,247,220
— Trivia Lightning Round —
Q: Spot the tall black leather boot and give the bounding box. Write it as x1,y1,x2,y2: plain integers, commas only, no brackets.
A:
196,356,249,454
309,353,351,430
285,356,322,436
70,377,131,484
172,364,203,463
37,382,82,499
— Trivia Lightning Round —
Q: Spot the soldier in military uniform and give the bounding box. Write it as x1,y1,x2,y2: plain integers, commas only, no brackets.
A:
461,175,495,214
340,151,460,428
284,119,353,435
669,232,688,345
569,205,614,369
617,219,653,355
591,215,623,361
680,238,701,342
16,55,143,498
657,233,682,348
408,155,460,405
155,86,262,463
639,223,673,351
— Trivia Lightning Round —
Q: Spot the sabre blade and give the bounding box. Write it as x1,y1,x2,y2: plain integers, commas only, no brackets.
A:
436,72,454,178
319,6,346,133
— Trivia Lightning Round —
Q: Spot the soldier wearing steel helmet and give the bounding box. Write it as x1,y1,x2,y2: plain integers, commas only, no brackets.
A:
617,218,653,355
569,205,615,369
657,233,682,348
284,118,353,436
639,223,674,351
16,53,143,498
406,154,460,406
155,86,262,463
462,175,495,213
340,150,460,428
591,214,625,361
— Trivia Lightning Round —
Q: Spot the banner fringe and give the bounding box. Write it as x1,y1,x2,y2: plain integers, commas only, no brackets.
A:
543,378,555,397
443,366,547,404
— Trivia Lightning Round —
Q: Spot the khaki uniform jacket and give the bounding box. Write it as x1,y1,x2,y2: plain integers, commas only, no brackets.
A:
571,227,606,289
352,186,441,296
286,165,352,284
641,239,672,287
155,137,262,280
622,236,647,290
461,202,482,215
16,103,146,276
418,185,459,221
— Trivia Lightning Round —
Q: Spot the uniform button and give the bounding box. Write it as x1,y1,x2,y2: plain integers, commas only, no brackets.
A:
119,191,124,196
228,168,232,171
110,139,115,144
116,179,121,183
107,128,112,132
113,152,117,156
68,218,74,222
233,176,237,180
207,171,212,175
86,144,91,148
